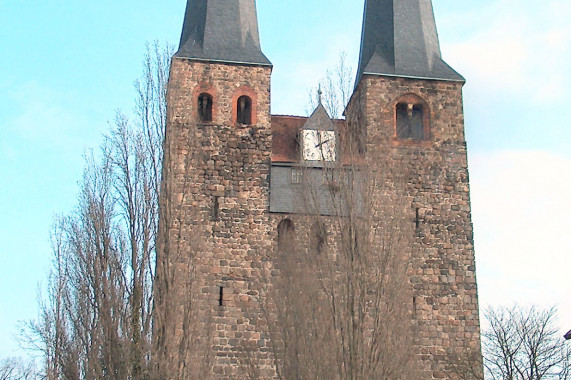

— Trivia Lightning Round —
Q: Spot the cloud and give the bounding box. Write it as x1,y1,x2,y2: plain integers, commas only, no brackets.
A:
6,83,81,146
470,149,571,329
443,0,571,104
0,81,105,163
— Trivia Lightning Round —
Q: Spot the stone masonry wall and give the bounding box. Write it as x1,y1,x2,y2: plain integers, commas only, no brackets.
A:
347,75,482,379
160,58,276,378
159,57,482,378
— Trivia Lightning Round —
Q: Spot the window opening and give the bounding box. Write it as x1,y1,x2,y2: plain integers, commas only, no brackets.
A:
212,196,220,221
219,286,224,306
237,95,252,125
396,103,424,140
291,168,303,184
277,219,295,252
351,229,359,254
198,93,213,122
311,222,327,254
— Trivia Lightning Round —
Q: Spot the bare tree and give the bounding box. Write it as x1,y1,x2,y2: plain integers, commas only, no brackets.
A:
256,54,418,379
306,51,354,119
447,346,486,380
483,305,570,380
0,357,40,380
151,47,216,379
263,167,418,379
22,39,217,380
18,219,68,380
21,42,173,380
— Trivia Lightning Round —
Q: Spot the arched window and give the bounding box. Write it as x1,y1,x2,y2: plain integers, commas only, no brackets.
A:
277,219,295,252
396,102,425,140
198,93,213,122
310,222,327,254
237,95,252,125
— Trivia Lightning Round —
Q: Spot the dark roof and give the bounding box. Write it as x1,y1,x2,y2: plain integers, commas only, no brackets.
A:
356,0,463,86
176,0,271,66
302,103,336,131
565,330,571,340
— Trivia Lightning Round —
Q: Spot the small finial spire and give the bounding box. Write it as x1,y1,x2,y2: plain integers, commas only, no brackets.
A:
318,84,323,104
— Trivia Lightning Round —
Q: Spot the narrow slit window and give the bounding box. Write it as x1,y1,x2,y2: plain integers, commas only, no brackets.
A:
219,286,224,306
351,229,359,254
198,93,213,122
212,196,220,221
237,95,252,125
310,222,327,254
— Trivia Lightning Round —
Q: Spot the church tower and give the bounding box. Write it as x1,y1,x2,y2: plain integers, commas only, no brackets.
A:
155,0,275,377
347,0,482,377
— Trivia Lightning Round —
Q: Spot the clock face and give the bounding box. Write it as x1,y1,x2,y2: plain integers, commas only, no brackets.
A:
302,130,336,162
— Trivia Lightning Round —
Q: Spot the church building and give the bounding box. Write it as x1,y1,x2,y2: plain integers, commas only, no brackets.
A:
155,0,483,378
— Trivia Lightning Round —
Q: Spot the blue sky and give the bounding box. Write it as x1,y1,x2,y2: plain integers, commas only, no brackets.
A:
1,0,570,358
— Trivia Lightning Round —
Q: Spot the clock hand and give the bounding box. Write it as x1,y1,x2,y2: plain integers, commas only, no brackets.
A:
314,139,331,148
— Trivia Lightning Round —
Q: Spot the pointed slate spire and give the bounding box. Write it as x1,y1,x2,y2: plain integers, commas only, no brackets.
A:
356,0,463,85
176,0,271,66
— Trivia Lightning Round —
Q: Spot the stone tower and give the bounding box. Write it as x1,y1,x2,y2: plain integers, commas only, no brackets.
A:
156,0,482,378
155,0,275,377
347,0,482,377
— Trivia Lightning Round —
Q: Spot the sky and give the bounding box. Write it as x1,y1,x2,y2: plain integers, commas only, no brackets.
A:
1,0,570,359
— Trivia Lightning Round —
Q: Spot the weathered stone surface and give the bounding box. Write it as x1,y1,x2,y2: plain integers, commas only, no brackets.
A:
346,75,482,378
159,58,275,378
158,59,482,379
